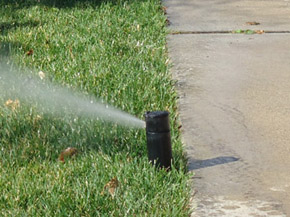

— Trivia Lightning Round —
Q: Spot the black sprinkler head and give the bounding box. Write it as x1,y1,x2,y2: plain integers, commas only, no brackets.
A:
144,111,173,169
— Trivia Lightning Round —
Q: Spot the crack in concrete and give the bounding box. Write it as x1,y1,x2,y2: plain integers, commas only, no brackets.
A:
170,30,290,35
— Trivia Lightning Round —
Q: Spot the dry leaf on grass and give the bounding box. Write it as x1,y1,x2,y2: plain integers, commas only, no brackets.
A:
69,47,74,59
33,115,42,125
101,177,119,199
5,99,20,111
59,147,78,163
26,49,34,56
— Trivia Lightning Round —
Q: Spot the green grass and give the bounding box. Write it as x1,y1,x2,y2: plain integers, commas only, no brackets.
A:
0,0,191,216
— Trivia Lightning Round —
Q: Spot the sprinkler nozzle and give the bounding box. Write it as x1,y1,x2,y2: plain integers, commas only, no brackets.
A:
144,111,173,169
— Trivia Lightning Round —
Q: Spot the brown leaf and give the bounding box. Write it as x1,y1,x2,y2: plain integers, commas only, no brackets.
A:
246,21,260,25
26,49,34,56
5,99,20,111
255,30,265,34
59,147,78,163
69,47,74,59
5,99,13,107
161,6,167,15
166,18,170,26
101,177,119,198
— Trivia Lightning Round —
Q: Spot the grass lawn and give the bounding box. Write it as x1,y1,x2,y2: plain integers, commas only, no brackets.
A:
0,0,191,216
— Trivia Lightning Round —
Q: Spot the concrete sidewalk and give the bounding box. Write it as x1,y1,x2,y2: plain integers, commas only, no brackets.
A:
164,0,290,216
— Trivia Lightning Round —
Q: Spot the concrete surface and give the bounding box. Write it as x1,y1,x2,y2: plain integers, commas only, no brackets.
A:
165,0,290,32
165,0,290,216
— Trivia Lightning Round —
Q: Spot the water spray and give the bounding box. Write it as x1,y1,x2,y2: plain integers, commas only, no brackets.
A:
1,63,174,168
145,111,173,169
0,63,145,128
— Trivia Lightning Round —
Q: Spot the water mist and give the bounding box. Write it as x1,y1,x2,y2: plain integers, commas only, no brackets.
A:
0,63,145,128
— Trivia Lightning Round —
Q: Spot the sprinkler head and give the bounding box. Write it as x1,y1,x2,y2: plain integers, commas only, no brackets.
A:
144,111,173,169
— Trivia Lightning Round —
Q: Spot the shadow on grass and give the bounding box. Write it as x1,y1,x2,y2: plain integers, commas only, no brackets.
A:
0,42,12,56
1,0,106,8
0,20,40,36
0,0,149,8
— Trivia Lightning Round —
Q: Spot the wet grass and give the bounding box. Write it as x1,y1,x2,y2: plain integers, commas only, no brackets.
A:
0,0,191,216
